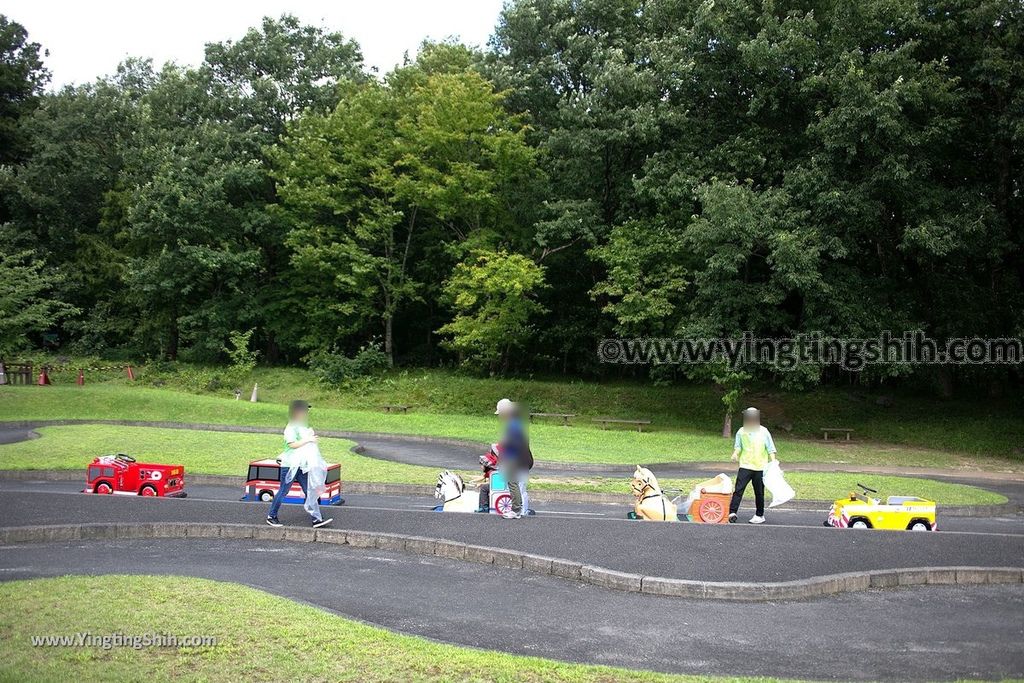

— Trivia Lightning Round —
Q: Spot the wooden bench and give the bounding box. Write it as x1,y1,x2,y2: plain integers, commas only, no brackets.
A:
529,412,576,426
592,418,652,433
821,427,854,441
380,404,411,414
0,361,33,385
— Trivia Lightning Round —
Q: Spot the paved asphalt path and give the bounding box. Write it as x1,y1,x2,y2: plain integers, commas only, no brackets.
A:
1,537,1021,681
3,477,1022,535
1,482,1022,582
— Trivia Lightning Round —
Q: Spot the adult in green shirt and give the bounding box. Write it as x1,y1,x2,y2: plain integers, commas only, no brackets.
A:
728,407,777,524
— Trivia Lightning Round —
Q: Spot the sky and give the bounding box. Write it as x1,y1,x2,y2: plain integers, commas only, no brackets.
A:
6,0,508,88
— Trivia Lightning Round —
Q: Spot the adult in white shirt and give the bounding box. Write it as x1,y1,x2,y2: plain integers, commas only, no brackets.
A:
266,400,332,529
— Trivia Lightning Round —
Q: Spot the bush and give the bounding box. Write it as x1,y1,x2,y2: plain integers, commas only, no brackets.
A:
307,343,390,386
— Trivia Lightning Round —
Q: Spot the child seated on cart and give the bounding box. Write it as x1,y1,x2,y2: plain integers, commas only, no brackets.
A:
471,446,500,512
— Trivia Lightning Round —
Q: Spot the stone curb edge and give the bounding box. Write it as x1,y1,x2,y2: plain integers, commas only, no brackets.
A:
2,523,1021,601
0,468,1016,517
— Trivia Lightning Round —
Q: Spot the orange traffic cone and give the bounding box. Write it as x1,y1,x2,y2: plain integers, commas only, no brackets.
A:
37,367,51,385
76,369,85,386
125,365,136,381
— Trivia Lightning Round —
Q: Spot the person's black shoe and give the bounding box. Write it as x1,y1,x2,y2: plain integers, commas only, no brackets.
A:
266,516,283,527
312,518,333,529
728,513,738,523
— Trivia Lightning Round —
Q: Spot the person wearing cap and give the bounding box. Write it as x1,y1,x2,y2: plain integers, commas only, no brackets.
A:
494,398,531,519
266,400,333,529
728,407,777,524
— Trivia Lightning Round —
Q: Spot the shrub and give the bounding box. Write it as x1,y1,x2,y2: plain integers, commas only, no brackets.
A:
307,343,390,386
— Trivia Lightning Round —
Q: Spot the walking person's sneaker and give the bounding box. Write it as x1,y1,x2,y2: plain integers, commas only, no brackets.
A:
502,510,521,519
312,518,333,529
749,515,765,524
728,513,738,523
266,516,283,527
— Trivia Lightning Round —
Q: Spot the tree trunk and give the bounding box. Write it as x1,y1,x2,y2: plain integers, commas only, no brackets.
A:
166,318,179,361
936,366,954,399
384,315,394,367
721,410,732,438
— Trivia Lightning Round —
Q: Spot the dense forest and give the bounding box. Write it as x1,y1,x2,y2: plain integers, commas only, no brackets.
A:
1,0,1021,396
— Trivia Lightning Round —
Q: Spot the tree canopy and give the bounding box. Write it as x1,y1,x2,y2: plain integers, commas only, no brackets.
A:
1,4,1020,396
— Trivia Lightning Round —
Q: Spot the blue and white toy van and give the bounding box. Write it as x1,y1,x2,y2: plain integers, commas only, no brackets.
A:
242,459,342,505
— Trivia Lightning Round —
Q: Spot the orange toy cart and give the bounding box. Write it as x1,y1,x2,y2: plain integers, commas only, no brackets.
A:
686,490,731,523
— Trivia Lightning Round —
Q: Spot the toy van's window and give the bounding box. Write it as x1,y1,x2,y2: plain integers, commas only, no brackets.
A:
257,466,279,480
326,468,340,483
89,466,101,480
102,467,115,477
247,466,258,480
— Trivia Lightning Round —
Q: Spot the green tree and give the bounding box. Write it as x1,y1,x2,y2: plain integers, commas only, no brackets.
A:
0,227,78,354
2,61,152,351
273,52,538,363
0,15,49,166
438,250,547,371
115,65,267,360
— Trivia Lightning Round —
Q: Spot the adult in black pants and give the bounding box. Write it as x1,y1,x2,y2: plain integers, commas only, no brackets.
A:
728,407,777,524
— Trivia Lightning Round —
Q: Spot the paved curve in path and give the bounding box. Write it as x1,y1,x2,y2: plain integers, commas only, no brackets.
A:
1,487,1021,582
1,537,1021,681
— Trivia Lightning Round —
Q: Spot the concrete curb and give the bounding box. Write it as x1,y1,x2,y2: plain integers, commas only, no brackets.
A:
0,468,1017,517
2,523,1021,602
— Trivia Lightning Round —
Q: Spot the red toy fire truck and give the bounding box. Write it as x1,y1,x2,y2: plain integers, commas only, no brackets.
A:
84,454,187,497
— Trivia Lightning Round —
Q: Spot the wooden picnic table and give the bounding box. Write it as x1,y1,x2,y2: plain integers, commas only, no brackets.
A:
592,417,652,433
380,404,411,414
821,427,854,441
528,412,576,426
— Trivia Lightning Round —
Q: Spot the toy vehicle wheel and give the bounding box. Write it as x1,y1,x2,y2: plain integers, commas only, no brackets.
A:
493,493,512,516
258,490,274,502
95,481,113,494
698,497,726,523
849,517,872,529
907,519,931,531
139,485,157,497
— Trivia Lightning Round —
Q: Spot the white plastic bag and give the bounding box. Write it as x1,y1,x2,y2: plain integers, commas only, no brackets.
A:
675,473,732,512
764,460,795,508
302,450,328,518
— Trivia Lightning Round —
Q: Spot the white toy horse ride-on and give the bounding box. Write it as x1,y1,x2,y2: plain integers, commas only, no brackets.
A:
433,469,516,515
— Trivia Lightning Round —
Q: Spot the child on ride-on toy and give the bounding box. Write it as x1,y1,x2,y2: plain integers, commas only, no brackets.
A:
471,446,500,512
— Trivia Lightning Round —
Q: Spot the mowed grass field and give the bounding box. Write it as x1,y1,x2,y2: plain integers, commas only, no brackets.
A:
27,360,1024,458
0,425,1006,505
0,576,790,683
2,384,1016,471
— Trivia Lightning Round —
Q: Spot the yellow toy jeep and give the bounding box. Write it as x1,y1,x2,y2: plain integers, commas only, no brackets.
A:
825,483,936,531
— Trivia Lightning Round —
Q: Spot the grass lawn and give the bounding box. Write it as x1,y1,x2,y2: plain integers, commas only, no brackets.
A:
26,358,1023,459
0,575,785,682
0,425,1006,505
3,384,1017,471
